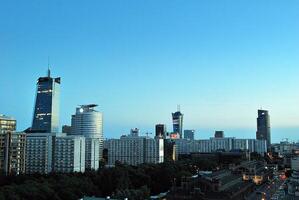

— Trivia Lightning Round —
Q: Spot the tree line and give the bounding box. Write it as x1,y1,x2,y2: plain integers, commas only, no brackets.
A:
0,157,221,200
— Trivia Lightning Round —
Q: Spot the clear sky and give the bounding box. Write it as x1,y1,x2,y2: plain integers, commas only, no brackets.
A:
1,0,299,143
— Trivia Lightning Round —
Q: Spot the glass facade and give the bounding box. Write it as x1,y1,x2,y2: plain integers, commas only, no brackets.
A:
256,109,271,151
31,70,60,133
172,111,183,138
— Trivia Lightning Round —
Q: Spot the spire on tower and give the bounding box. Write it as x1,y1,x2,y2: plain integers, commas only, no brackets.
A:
177,104,181,112
47,57,51,77
47,67,51,77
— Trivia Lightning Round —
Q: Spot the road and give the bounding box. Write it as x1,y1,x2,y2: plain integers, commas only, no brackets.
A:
246,178,284,200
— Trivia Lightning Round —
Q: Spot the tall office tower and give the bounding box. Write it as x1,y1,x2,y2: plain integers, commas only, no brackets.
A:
172,108,183,138
184,130,195,140
54,135,85,173
215,131,224,138
155,124,167,139
71,104,103,170
0,115,26,175
256,109,271,151
130,128,139,137
31,69,60,133
25,133,55,174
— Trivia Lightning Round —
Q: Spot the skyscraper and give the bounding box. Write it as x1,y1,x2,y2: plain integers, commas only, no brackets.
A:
31,69,60,133
172,108,183,138
71,104,103,170
155,124,167,139
256,109,271,151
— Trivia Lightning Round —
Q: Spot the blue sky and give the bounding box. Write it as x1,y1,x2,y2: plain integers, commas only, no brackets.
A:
1,0,299,142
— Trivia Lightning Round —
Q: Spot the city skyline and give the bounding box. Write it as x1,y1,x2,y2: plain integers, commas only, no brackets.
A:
1,68,298,143
1,1,299,143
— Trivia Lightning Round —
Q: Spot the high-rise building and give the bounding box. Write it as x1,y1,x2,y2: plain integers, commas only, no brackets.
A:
54,135,85,173
0,115,26,175
31,69,60,133
25,133,55,174
71,104,103,170
184,130,195,140
215,131,224,138
155,124,167,139
172,108,183,138
256,110,271,150
174,138,267,155
105,135,164,166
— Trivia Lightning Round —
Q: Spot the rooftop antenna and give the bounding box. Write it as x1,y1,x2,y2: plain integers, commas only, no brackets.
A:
177,104,181,112
47,56,51,77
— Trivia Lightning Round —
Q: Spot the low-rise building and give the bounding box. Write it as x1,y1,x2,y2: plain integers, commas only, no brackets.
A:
167,169,255,200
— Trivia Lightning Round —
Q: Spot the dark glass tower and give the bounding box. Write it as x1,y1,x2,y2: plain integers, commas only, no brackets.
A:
172,108,183,138
256,109,271,151
31,69,60,133
155,124,167,138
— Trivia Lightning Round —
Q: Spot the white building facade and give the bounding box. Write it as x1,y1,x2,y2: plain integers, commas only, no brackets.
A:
71,104,103,170
105,135,164,166
174,138,267,155
54,135,85,173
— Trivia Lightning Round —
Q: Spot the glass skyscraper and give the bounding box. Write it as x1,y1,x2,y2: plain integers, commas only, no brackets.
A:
256,109,271,151
172,109,183,138
31,69,60,133
71,104,103,170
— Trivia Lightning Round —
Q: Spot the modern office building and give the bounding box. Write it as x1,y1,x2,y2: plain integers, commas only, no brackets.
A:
256,109,271,150
71,104,103,170
155,124,167,139
105,135,164,166
184,130,195,140
54,135,85,173
172,108,183,138
25,133,56,174
0,115,26,175
214,131,224,138
31,69,60,133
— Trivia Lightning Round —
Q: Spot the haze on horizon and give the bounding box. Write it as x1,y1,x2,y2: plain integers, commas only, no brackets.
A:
1,0,299,143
